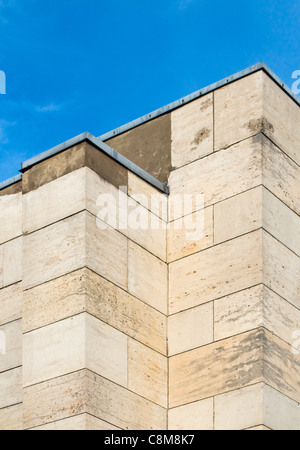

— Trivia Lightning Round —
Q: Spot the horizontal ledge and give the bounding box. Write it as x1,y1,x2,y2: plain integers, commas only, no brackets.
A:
20,131,169,194
99,62,300,141
0,174,22,191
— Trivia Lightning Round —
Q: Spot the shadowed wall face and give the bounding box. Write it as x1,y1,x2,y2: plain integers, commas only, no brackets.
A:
0,69,299,430
105,113,172,183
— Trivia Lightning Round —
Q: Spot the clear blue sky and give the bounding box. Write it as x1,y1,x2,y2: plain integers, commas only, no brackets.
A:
0,0,299,182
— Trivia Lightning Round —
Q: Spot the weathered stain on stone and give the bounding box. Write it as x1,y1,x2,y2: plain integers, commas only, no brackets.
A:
246,117,274,135
200,98,212,111
0,181,22,197
191,127,211,147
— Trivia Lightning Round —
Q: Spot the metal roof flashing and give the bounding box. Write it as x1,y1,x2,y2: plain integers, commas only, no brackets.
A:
1,62,299,193
20,132,170,194
0,174,22,192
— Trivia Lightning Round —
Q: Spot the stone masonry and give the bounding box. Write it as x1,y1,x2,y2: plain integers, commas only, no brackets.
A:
0,63,299,430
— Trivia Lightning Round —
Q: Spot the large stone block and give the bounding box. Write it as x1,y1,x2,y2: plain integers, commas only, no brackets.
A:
85,270,167,355
0,367,22,409
23,168,86,234
86,211,128,290
214,187,262,245
0,319,22,373
23,211,128,291
23,268,167,355
170,328,300,408
0,192,22,244
23,370,167,430
169,230,262,314
30,414,121,430
128,241,168,314
88,168,167,260
168,397,213,430
0,282,22,326
263,72,300,166
168,302,213,356
0,404,23,430
23,212,86,290
263,232,300,309
171,93,214,168
0,237,22,289
214,383,264,430
23,313,128,388
128,172,168,222
262,135,300,215
215,383,300,430
167,206,213,263
23,269,86,333
169,328,264,408
214,71,263,151
168,136,262,221
128,339,168,407
214,186,300,256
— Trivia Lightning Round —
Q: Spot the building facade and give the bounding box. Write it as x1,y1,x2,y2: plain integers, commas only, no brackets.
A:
0,63,299,430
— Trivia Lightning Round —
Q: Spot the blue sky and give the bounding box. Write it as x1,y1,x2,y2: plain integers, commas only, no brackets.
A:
0,0,299,182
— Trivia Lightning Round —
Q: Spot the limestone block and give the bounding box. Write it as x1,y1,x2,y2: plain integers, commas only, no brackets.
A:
263,72,300,166
168,398,213,430
214,187,262,245
214,383,264,430
0,192,22,244
23,370,167,430
23,212,86,290
85,370,167,430
263,384,300,430
128,172,168,222
0,282,22,326
31,414,121,430
23,370,86,429
263,232,300,309
169,329,264,408
215,284,300,346
214,71,263,151
0,404,23,430
262,135,300,215
171,93,214,168
0,319,22,373
167,206,213,263
86,211,128,290
262,188,300,257
169,230,262,314
168,136,262,221
23,168,86,234
85,270,167,355
0,367,22,409
23,269,86,333
86,313,128,387
214,186,300,256
128,241,168,314
214,285,263,342
0,237,22,289
128,339,168,407
168,302,213,356
215,383,300,430
23,313,128,388
23,268,167,355
88,168,166,260
262,329,300,404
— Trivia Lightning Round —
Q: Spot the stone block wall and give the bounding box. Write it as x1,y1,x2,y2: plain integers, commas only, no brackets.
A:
0,67,299,430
